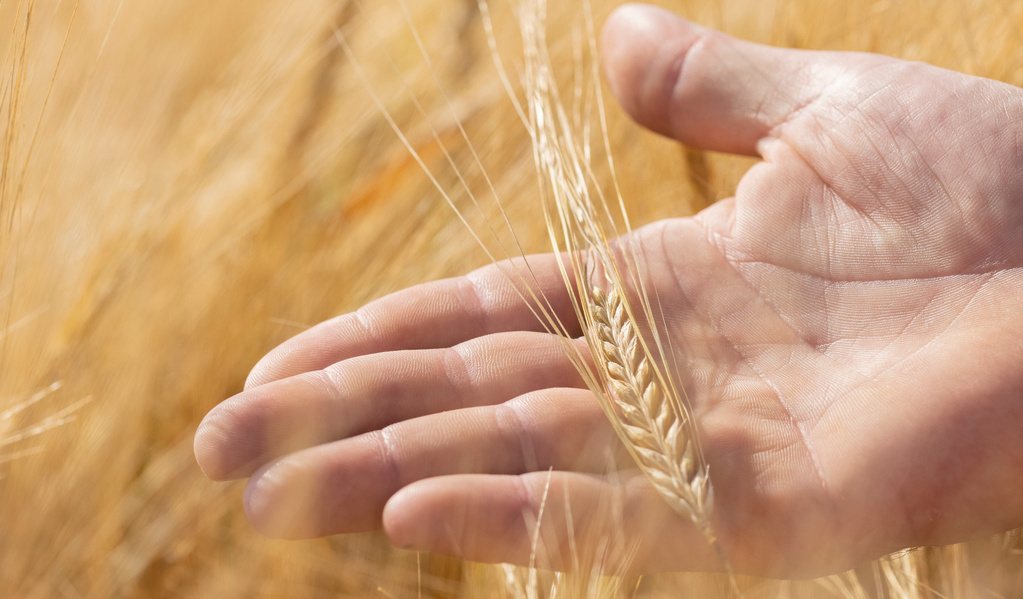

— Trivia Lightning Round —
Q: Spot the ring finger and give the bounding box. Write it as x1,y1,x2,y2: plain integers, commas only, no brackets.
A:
241,387,623,538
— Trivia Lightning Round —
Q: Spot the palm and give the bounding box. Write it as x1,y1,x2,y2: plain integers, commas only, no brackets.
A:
195,5,1023,578
633,51,1023,573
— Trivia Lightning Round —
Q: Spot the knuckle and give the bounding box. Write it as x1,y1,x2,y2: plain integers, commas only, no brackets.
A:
373,426,406,488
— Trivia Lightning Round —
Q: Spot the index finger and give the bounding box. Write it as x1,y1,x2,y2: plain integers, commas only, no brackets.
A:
246,254,579,389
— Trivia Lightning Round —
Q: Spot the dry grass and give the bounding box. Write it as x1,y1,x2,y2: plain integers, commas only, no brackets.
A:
1,0,1022,597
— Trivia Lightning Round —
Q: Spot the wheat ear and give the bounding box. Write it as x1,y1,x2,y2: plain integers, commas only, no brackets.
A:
588,284,714,538
507,0,730,578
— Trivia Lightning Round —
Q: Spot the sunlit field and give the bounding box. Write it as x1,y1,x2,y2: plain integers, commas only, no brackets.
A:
2,0,1022,597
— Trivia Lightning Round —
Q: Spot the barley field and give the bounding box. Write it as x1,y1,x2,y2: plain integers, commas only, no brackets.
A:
2,0,1022,597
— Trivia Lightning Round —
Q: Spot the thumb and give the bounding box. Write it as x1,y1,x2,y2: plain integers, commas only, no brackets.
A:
600,3,865,156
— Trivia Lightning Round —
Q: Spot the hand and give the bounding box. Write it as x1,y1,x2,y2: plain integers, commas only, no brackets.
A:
194,3,1023,578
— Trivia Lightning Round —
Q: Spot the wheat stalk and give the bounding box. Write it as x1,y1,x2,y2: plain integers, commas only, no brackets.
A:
507,0,729,572
588,285,714,537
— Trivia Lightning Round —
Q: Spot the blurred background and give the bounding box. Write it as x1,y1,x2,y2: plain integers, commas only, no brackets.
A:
1,0,1021,597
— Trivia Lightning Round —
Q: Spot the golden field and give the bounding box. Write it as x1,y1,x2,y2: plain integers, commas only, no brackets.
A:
1,0,1022,597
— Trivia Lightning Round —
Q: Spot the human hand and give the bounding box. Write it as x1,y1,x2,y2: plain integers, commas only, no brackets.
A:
194,3,1023,577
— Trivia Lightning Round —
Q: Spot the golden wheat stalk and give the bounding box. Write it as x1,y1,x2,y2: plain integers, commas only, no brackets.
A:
508,0,720,550
588,285,713,535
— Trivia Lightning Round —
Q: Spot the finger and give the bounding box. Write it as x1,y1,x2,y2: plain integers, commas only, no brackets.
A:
241,388,620,538
600,3,883,156
195,332,589,480
246,255,579,389
382,471,721,574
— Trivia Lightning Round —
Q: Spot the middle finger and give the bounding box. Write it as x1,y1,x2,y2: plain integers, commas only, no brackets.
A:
195,331,589,480
241,386,621,538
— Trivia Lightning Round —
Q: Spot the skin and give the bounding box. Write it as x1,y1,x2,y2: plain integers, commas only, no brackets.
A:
194,3,1023,578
